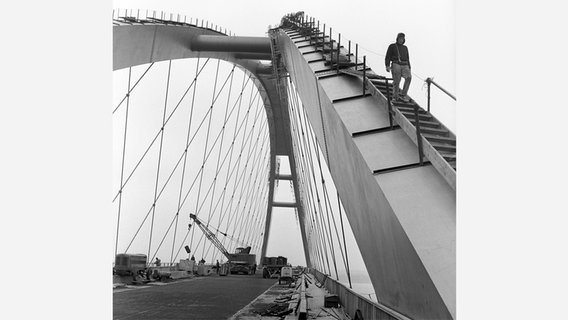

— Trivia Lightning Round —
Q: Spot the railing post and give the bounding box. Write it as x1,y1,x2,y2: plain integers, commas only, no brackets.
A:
362,56,366,95
426,78,431,112
317,21,320,44
355,43,358,67
329,27,333,68
386,79,393,129
348,40,351,64
337,33,341,73
322,24,326,53
316,20,320,49
413,105,424,165
329,27,332,49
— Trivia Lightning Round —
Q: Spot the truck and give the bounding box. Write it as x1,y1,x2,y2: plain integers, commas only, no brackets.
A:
261,256,288,279
114,253,147,277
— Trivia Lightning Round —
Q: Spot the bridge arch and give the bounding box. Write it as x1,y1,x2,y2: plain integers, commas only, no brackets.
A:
113,13,456,320
113,19,311,269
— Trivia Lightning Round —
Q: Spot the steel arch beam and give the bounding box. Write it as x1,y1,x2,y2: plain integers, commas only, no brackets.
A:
276,28,455,320
113,22,311,268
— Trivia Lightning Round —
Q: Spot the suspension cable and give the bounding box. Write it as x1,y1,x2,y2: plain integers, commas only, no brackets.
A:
221,82,256,242
123,59,232,253
201,111,267,255
216,110,267,254
232,102,268,243
206,64,236,225
175,76,262,259
337,191,352,289
112,58,211,203
113,62,154,114
171,57,201,263
304,104,347,280
300,100,337,278
290,86,331,275
147,60,172,264
225,99,266,250
114,67,132,256
210,70,248,260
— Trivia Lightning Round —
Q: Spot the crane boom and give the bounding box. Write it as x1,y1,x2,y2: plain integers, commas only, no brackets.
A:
189,214,230,260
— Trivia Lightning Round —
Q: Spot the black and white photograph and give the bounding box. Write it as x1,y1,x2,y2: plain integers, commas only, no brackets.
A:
2,1,567,319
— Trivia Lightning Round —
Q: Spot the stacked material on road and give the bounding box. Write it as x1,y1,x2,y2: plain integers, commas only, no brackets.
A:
230,273,348,320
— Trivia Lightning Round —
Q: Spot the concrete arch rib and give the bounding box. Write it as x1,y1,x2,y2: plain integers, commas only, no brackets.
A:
113,23,296,269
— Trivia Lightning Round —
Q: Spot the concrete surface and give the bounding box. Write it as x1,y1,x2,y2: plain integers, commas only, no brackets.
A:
113,274,275,320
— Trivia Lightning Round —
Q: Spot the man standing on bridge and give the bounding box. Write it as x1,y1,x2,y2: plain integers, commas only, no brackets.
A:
385,32,412,103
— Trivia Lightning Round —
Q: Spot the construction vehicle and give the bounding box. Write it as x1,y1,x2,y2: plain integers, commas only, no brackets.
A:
278,266,294,285
114,253,147,276
190,213,256,275
261,256,289,279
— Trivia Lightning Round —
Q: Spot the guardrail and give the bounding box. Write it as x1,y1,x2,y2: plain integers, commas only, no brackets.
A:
425,77,455,113
112,8,235,36
286,15,427,166
310,268,412,320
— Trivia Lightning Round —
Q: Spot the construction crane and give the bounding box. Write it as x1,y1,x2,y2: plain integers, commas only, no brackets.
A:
189,213,257,275
189,213,230,260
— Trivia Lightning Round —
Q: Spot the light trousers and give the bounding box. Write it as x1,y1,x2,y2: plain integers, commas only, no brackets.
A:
392,63,412,98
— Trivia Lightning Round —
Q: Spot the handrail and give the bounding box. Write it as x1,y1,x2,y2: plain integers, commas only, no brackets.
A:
310,268,411,320
288,15,425,164
426,77,455,112
413,105,424,165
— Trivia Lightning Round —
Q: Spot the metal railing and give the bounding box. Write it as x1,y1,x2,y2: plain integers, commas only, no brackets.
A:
310,268,411,320
112,8,235,36
425,77,456,112
287,14,426,165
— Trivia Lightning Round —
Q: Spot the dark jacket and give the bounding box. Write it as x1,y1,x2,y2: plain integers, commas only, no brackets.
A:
385,43,410,68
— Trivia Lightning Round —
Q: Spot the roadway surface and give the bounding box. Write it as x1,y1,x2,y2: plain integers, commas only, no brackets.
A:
113,273,276,320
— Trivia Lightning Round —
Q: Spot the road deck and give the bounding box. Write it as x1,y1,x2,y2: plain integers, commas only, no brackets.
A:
113,273,275,320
